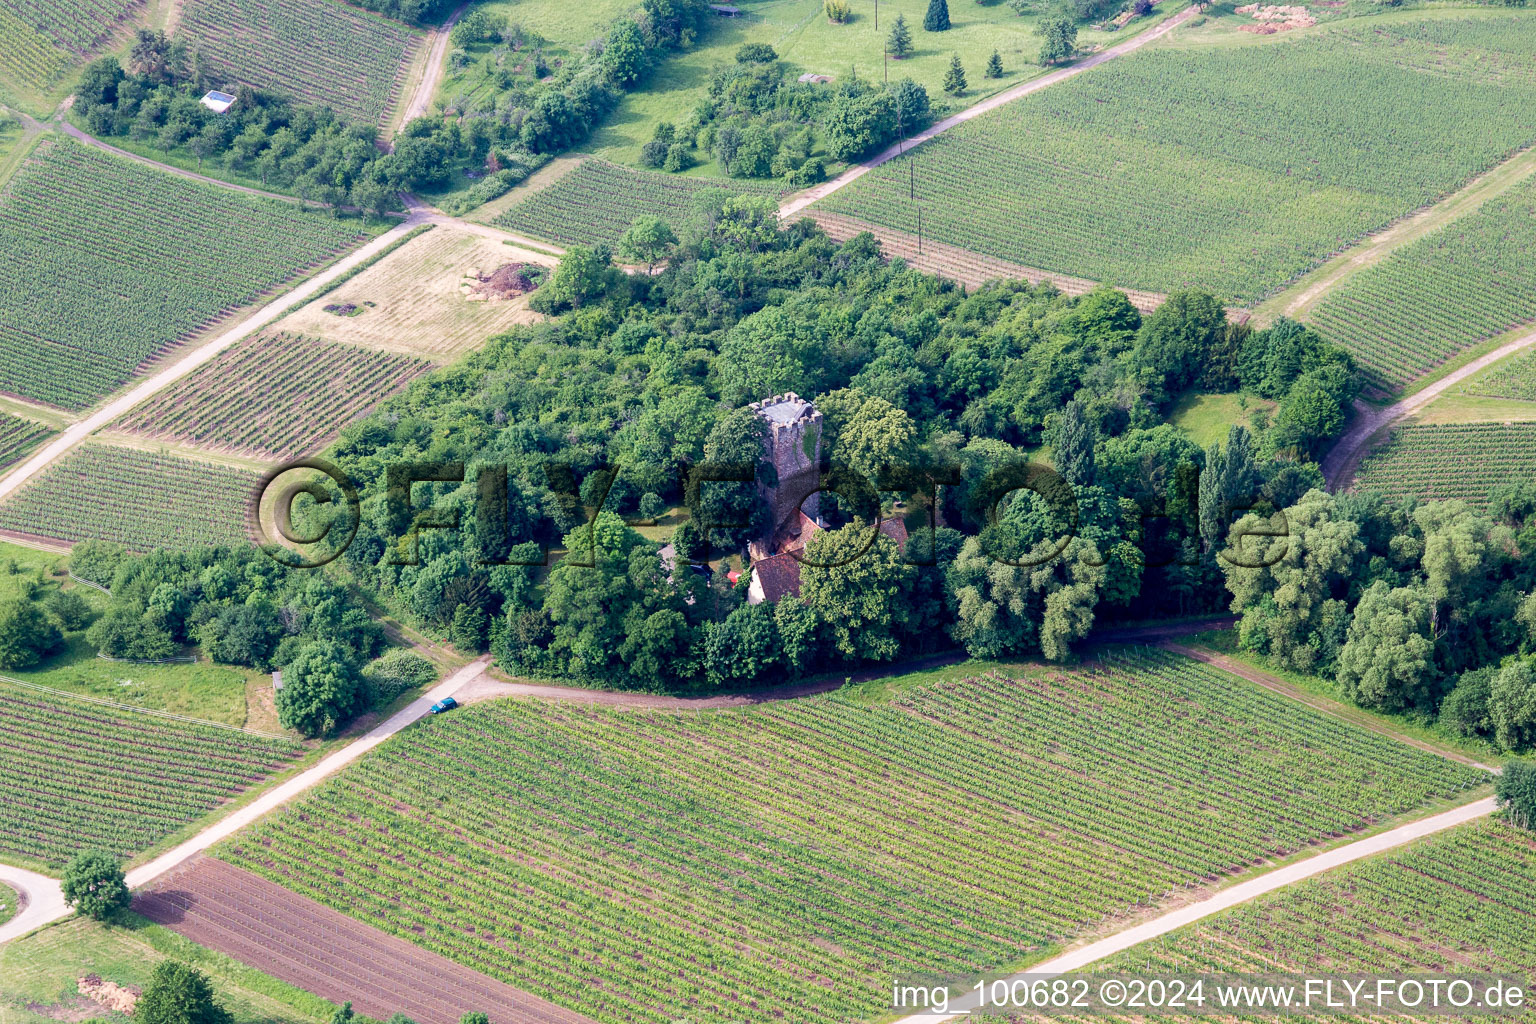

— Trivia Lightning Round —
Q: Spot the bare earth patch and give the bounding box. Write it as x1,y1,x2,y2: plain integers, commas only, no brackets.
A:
268,224,556,360
463,262,544,301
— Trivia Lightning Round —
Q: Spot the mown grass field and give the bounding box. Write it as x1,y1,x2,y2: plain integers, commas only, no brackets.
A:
0,680,302,866
220,648,1482,1024
0,444,260,552
495,157,784,246
0,139,366,409
1042,819,1536,1010
0,540,261,726
268,225,555,358
818,13,1536,305
0,914,336,1024
116,332,432,460
1353,422,1536,506
1306,172,1536,391
176,0,421,129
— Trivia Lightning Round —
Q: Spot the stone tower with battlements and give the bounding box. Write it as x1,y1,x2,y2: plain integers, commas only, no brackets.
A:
748,392,821,544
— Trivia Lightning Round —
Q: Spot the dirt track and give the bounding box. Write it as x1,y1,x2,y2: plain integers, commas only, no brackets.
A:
135,858,594,1024
456,615,1238,709
1319,324,1536,489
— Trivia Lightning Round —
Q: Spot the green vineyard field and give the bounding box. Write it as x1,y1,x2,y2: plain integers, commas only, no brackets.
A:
495,159,785,248
0,444,261,552
9,0,142,55
1307,174,1536,391
1060,819,1535,1013
177,0,421,128
0,412,51,473
1353,422,1536,506
220,649,1482,1024
0,138,365,409
116,333,431,460
0,0,140,93
1469,346,1536,401
0,680,302,866
818,16,1536,305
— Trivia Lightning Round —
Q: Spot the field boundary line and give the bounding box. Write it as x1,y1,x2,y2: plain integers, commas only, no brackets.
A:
52,119,311,206
809,210,1167,310
0,213,425,510
67,571,109,593
891,795,1500,1024
777,4,1199,220
1321,325,1536,489
1254,144,1536,325
1164,642,1496,771
0,675,288,738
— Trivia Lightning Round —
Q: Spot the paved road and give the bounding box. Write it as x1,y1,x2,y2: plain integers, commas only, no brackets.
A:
1321,325,1536,489
889,796,1499,1024
778,5,1200,220
0,212,426,502
0,657,489,945
0,864,66,945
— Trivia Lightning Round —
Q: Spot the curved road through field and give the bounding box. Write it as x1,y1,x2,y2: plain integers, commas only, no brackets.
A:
1321,325,1536,489
0,616,1231,944
0,657,489,944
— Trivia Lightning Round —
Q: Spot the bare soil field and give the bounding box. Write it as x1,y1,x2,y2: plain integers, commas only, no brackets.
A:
268,225,554,360
134,858,594,1024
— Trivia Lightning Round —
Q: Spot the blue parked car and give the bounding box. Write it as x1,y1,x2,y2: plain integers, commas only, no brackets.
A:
428,696,458,715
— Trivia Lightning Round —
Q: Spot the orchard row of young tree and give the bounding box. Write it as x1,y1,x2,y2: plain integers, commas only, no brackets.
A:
296,196,1358,692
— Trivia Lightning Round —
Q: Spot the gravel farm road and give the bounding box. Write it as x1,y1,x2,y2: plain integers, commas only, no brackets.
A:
0,657,489,945
890,796,1500,1024
1321,324,1536,489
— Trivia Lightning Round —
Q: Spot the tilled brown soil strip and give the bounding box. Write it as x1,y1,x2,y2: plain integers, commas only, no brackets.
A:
134,857,596,1024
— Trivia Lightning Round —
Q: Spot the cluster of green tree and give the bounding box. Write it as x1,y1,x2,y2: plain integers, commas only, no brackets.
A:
0,569,90,670
1223,481,1536,753
74,2,712,215
433,0,715,170
67,542,402,737
309,194,1357,691
344,0,456,23
74,34,406,216
645,43,932,181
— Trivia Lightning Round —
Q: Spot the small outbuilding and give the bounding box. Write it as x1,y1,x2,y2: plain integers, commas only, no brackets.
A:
709,4,742,15
200,90,236,114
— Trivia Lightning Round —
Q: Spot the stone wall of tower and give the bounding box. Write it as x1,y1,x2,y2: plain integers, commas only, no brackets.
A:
748,393,822,542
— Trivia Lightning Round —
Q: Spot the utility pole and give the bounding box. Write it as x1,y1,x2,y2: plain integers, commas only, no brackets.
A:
875,0,879,29
884,50,888,84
